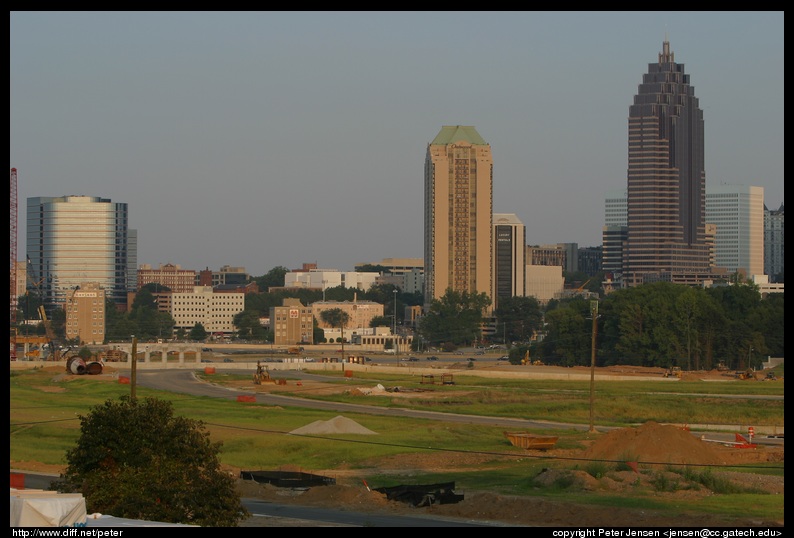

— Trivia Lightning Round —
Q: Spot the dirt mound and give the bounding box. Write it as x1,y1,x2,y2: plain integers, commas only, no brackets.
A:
289,415,378,435
583,421,724,465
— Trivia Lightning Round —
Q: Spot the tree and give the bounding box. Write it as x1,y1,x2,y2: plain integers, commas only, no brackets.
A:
255,266,289,291
320,308,350,359
234,310,267,340
54,396,249,526
369,315,391,328
418,289,491,347
494,296,543,344
320,308,350,337
189,323,208,342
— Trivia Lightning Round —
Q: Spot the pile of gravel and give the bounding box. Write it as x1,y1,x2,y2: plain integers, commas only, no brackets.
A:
289,415,378,435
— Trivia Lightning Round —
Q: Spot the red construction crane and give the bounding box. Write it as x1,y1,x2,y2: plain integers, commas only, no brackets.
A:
10,168,18,361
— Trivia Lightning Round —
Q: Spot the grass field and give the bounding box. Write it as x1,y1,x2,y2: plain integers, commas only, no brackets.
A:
9,365,785,524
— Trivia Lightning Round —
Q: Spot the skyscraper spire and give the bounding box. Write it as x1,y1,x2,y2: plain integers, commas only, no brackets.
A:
659,38,674,63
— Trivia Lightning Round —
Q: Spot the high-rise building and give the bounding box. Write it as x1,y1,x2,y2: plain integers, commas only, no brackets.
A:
623,40,712,287
705,185,765,277
26,195,136,312
493,213,526,307
424,126,493,309
764,203,784,282
603,185,765,281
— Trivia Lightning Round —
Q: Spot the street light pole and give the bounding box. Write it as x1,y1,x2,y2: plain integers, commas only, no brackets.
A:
588,301,599,433
393,289,398,355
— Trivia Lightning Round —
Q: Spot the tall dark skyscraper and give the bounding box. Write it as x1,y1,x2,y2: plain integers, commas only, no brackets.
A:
623,39,712,287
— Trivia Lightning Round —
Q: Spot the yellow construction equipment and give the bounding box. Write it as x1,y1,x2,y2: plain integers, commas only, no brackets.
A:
252,361,272,384
736,369,757,381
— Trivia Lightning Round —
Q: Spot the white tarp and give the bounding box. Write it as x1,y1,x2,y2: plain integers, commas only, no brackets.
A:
10,489,87,527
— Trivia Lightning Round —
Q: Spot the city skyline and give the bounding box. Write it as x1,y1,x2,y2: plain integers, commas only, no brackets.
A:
10,12,784,275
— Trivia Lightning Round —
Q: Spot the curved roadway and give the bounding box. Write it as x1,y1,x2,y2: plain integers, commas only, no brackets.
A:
131,368,783,445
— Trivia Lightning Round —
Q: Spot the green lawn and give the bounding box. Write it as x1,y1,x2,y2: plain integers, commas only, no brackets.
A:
10,366,784,524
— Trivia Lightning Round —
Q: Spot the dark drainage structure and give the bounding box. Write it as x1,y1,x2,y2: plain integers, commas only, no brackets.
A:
240,470,336,488
373,482,464,507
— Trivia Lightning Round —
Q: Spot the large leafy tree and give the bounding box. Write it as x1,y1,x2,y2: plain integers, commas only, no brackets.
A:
320,308,350,338
234,310,268,340
254,266,290,291
189,323,208,341
493,296,543,344
418,289,491,347
54,397,249,527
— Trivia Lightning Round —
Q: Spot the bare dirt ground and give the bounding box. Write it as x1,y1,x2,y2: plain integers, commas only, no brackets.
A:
231,419,783,527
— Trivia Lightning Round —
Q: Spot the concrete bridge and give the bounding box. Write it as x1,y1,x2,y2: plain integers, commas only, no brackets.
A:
105,342,207,365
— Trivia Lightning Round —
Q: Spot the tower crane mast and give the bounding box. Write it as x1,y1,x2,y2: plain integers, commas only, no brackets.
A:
10,168,18,361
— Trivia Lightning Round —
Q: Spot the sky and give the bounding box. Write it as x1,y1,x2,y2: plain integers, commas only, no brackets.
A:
10,12,784,276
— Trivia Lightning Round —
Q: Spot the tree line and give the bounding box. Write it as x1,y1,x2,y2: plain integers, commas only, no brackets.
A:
15,267,783,371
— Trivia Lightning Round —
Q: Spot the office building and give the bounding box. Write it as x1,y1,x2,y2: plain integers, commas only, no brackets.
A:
171,286,244,338
64,282,106,345
623,40,712,287
282,268,380,293
764,204,784,282
197,265,251,287
137,263,197,293
577,246,602,277
705,185,764,277
493,214,526,308
26,196,136,312
604,185,765,282
270,298,314,346
525,265,564,306
424,126,493,309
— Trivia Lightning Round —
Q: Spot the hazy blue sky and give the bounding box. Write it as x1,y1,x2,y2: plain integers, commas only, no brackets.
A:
10,12,784,276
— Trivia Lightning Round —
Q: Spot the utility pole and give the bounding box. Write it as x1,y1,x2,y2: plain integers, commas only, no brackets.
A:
393,289,398,355
130,335,137,401
588,300,599,433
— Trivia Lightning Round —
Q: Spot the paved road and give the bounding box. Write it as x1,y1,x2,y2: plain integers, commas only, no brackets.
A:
131,368,783,446
133,368,604,432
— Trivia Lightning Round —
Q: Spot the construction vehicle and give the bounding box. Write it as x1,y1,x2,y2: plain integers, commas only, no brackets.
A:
663,366,682,378
252,361,272,384
735,368,757,381
716,361,729,371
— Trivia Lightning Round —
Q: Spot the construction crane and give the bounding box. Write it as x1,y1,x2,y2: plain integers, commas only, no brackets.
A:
37,305,60,360
27,256,66,362
10,168,18,360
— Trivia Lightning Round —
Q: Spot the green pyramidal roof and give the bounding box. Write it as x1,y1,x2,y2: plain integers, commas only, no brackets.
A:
431,125,487,145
